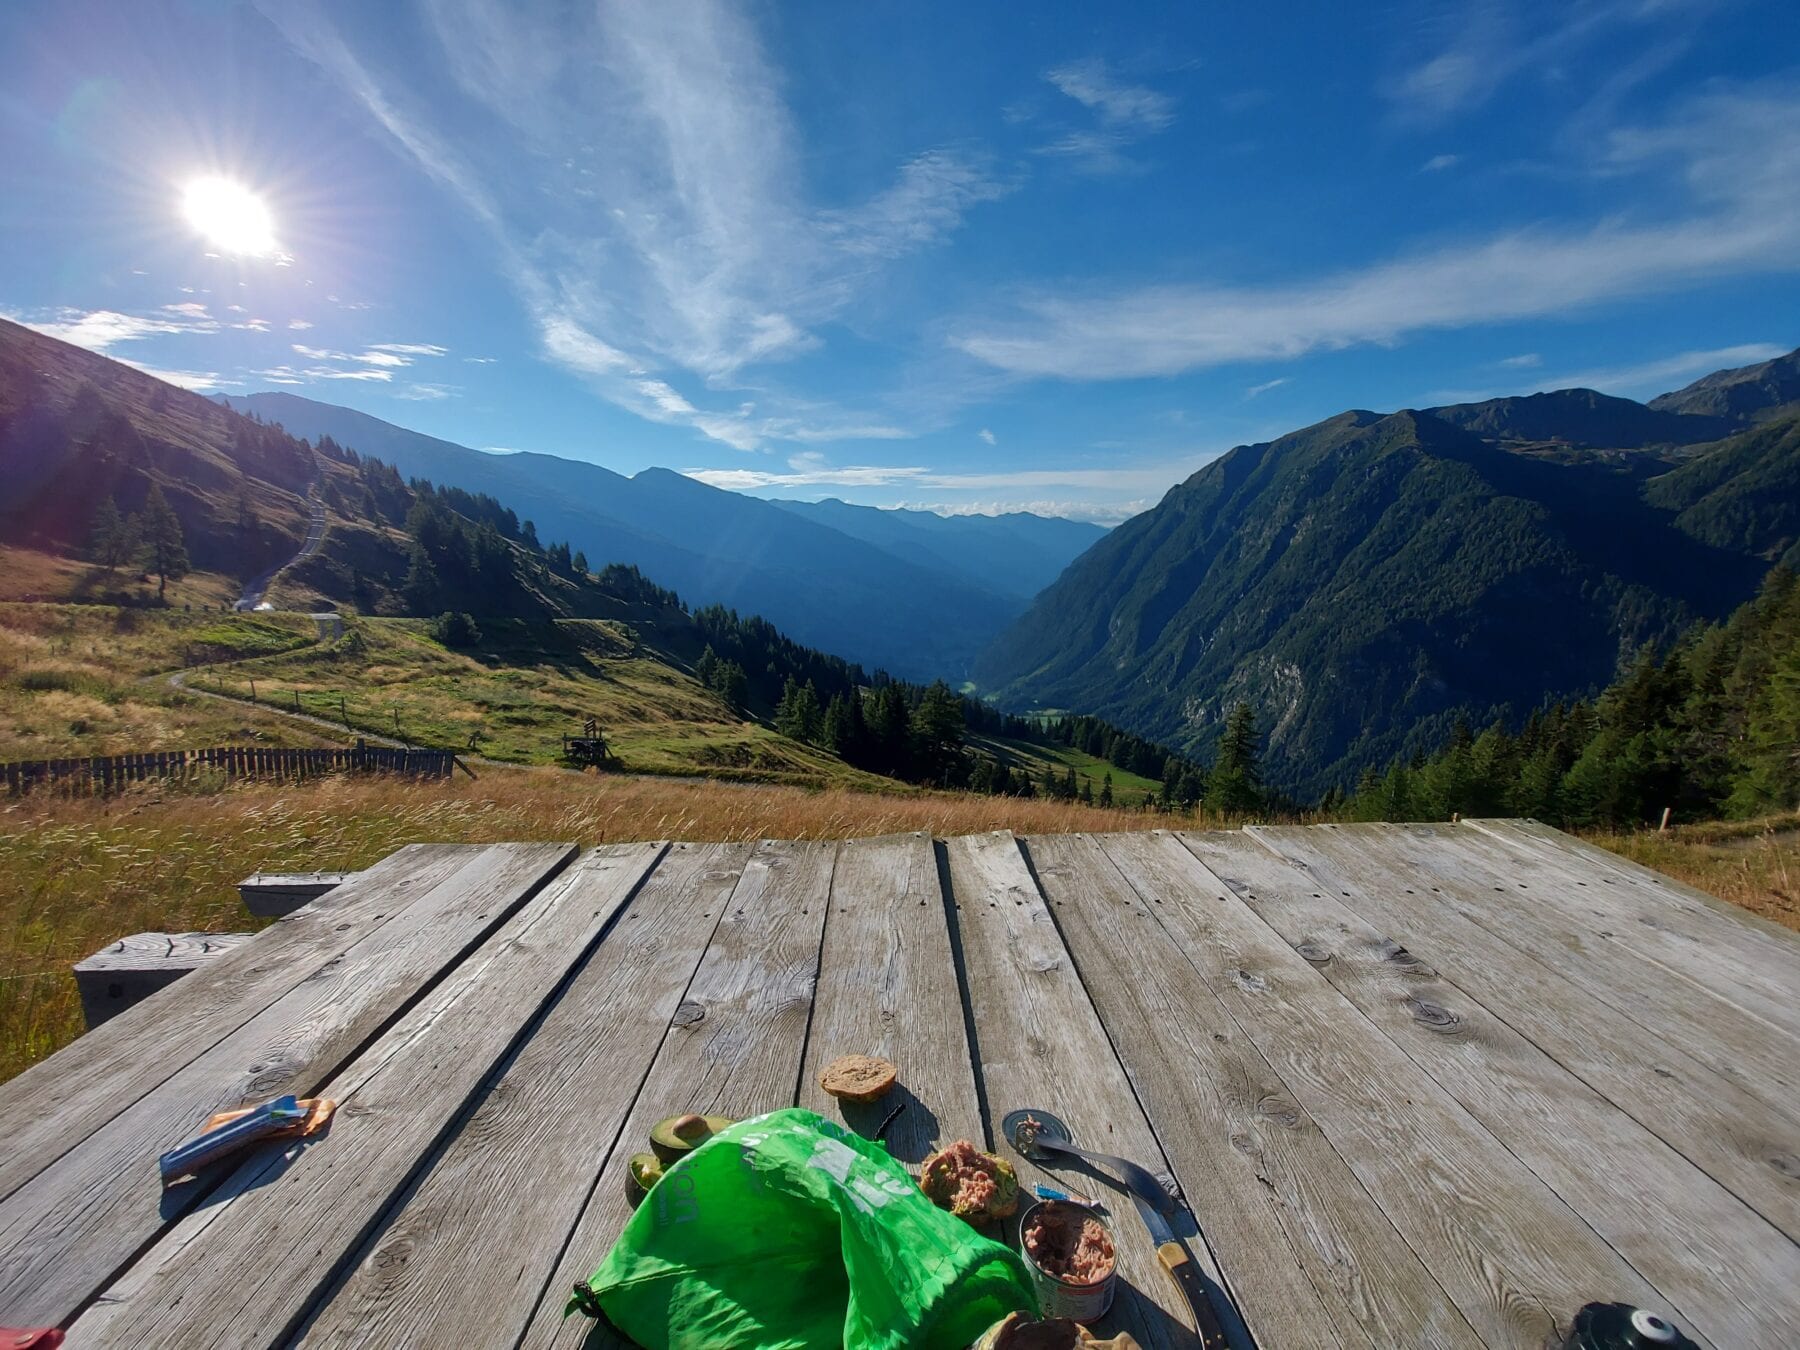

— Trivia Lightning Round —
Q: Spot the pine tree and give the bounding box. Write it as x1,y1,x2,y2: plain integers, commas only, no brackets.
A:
137,485,190,602
88,497,134,571
1207,702,1264,814
910,681,965,784
572,550,589,575
1099,772,1114,808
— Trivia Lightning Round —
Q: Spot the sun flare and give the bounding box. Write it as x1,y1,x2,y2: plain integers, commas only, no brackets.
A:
180,176,277,256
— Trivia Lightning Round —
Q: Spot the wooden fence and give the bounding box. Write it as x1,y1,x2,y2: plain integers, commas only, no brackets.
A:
1,742,460,795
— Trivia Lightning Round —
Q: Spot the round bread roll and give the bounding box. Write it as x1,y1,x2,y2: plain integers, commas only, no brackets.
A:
819,1053,898,1102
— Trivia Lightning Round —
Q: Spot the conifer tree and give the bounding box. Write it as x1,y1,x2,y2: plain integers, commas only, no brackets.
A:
1207,701,1264,814
88,496,134,571
137,485,189,602
1099,771,1114,808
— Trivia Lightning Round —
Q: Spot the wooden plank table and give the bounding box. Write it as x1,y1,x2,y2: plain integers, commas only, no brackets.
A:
1,822,1793,1349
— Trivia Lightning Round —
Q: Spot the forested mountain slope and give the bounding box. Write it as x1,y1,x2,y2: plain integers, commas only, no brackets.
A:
224,392,1096,679
976,375,1796,799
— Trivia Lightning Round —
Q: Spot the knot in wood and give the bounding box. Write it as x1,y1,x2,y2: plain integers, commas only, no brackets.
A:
1254,1095,1301,1129
373,1236,414,1270
1030,955,1062,974
1405,996,1460,1030
672,1000,706,1028
1294,940,1331,965
1231,967,1268,993
1769,1152,1800,1180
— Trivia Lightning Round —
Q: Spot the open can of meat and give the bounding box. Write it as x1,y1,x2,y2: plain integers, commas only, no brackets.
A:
1017,1198,1117,1323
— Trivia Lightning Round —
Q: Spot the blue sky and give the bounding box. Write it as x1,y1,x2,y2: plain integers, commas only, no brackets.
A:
2,0,1796,523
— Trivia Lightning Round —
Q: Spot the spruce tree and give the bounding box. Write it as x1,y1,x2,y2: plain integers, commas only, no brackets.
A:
1207,702,1264,814
1099,772,1114,808
137,485,190,602
89,497,133,571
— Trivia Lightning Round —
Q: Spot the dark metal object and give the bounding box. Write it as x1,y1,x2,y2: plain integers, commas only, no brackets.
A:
1130,1191,1231,1350
1002,1107,1178,1214
1564,1304,1699,1350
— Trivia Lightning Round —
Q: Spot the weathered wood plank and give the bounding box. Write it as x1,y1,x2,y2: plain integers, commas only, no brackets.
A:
1184,828,1799,1348
1247,823,1800,1242
66,842,665,1350
292,842,752,1349
1457,819,1800,1030
1464,819,1800,947
1100,831,1677,1350
797,832,981,1165
941,831,1201,1348
73,931,252,1028
519,838,839,1350
0,843,575,1331
1027,831,1477,1350
1356,822,1800,1124
238,873,353,918
0,844,477,1202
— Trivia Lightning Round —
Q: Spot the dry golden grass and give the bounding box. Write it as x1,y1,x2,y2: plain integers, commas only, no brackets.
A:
0,768,1179,1080
1588,812,1800,932
0,546,241,608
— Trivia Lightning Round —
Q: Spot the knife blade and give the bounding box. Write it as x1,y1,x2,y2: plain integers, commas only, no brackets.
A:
1129,1191,1234,1350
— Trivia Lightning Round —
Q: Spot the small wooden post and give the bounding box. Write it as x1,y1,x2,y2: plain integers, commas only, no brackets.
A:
293,689,302,714
340,694,349,727
1659,806,1672,833
249,678,257,704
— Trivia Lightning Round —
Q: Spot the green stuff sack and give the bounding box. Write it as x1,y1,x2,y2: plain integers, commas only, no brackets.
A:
570,1108,1037,1349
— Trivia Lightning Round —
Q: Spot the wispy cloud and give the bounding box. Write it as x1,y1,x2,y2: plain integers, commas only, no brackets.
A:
1036,58,1177,174
395,382,459,400
978,427,997,445
1385,0,1707,122
10,306,218,351
263,0,1006,452
1420,153,1460,172
1499,352,1542,368
117,360,237,391
255,363,393,383
684,455,1218,499
1244,377,1290,398
288,319,314,330
1045,59,1176,131
369,342,449,356
955,85,1800,380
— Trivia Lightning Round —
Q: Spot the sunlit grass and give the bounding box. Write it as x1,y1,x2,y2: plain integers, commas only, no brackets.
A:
0,768,1179,1080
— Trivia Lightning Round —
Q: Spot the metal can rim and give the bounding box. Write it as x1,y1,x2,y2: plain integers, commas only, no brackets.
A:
1018,1198,1118,1289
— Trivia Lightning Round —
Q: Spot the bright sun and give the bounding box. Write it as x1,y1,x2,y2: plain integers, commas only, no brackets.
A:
180,176,277,256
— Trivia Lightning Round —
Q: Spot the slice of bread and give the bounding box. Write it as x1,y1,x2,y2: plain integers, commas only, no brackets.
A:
819,1053,898,1102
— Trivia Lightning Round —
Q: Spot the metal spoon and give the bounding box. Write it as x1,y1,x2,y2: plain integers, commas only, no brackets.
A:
1001,1107,1179,1215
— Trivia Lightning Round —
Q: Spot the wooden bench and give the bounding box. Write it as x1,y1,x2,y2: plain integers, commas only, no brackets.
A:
237,871,354,917
72,932,252,1029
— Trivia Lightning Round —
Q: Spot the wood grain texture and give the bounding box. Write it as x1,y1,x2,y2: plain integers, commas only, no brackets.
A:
797,831,982,1165
293,842,751,1350
1249,823,1800,1245
0,842,576,1331
941,831,1200,1349
1101,831,1673,1350
1464,818,1800,952
520,837,839,1350
0,843,477,1202
1027,831,1476,1350
73,932,253,1028
1185,828,1800,1348
65,842,659,1350
1457,819,1800,1036
1359,822,1800,1125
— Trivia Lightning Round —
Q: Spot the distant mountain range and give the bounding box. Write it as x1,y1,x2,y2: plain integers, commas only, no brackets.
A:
975,348,1800,799
221,392,1102,681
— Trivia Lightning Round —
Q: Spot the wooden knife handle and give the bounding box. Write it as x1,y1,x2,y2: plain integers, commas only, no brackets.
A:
1156,1239,1231,1350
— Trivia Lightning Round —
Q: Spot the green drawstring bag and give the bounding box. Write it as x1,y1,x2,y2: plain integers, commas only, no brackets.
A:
569,1108,1037,1348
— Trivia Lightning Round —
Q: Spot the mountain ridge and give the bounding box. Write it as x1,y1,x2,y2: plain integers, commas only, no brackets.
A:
222,391,1096,679
976,346,1799,799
